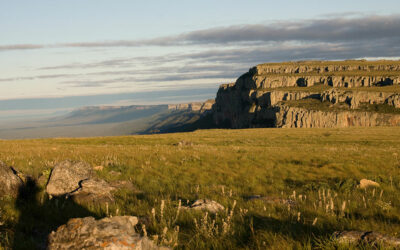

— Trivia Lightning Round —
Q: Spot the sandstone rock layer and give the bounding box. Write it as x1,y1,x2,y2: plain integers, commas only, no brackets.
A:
212,60,400,128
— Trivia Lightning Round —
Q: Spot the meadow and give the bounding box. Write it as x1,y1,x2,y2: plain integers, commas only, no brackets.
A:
0,127,399,249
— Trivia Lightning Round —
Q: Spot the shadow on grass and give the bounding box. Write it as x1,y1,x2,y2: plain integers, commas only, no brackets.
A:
246,214,334,247
12,178,97,250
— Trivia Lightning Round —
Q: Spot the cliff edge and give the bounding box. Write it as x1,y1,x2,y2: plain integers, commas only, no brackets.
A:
212,60,400,128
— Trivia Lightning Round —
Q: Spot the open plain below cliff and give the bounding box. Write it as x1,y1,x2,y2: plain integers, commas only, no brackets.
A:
0,127,399,249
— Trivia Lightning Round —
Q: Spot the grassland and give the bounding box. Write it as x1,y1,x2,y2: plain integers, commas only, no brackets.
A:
0,128,400,249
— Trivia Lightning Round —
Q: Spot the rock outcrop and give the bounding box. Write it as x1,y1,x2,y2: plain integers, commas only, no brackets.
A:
212,60,400,128
333,231,400,247
275,105,400,128
70,178,116,204
0,161,24,198
46,160,93,196
46,160,116,203
48,216,169,250
184,199,225,214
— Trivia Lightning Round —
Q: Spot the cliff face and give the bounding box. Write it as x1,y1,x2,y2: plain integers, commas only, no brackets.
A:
213,60,400,128
275,106,400,128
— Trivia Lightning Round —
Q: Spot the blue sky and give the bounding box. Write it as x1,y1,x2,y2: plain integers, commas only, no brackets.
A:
0,0,400,118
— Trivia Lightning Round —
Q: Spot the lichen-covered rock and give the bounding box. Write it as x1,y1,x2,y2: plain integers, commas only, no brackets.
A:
46,160,93,196
70,178,116,204
333,231,400,247
0,161,24,198
48,216,169,250
186,199,225,214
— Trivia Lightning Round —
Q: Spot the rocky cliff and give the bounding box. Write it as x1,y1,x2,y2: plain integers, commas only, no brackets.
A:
213,60,400,128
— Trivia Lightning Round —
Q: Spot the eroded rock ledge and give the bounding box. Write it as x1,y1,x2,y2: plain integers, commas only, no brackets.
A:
212,60,400,128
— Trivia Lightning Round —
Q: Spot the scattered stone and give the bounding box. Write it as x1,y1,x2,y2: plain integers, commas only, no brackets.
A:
110,180,138,191
247,195,296,206
46,160,93,196
93,165,104,171
70,178,116,204
185,199,225,213
48,216,169,250
175,141,193,147
0,161,24,198
359,179,380,189
333,231,400,247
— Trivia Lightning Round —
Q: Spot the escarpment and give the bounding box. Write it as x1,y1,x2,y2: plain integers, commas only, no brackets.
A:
212,60,400,128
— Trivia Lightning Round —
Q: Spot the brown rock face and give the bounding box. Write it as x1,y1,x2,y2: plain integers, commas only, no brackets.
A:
0,161,24,198
212,60,400,129
275,105,400,128
48,216,169,250
46,160,93,196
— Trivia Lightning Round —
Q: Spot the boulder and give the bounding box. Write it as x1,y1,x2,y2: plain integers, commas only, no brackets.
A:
46,160,93,196
186,199,225,214
0,161,24,198
70,178,116,204
333,231,400,247
359,179,380,189
48,216,169,250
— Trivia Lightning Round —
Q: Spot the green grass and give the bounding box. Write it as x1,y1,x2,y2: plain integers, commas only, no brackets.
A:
1,128,400,249
282,98,400,114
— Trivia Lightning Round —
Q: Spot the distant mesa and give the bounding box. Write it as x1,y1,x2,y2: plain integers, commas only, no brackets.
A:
168,99,215,113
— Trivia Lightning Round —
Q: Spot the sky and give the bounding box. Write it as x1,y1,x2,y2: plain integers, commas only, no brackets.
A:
1,0,400,118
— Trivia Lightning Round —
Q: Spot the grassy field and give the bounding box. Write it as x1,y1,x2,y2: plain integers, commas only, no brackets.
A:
0,128,399,249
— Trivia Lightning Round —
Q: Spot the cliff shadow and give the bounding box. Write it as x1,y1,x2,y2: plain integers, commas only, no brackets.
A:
12,178,97,249
245,214,334,247
296,78,307,87
374,78,393,87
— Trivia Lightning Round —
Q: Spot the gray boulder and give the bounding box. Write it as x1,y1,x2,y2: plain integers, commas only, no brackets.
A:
186,199,225,214
48,216,169,250
333,231,400,247
70,178,115,204
46,160,93,196
0,161,24,198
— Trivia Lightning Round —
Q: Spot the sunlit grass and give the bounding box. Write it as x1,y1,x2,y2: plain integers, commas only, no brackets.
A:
0,127,399,249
